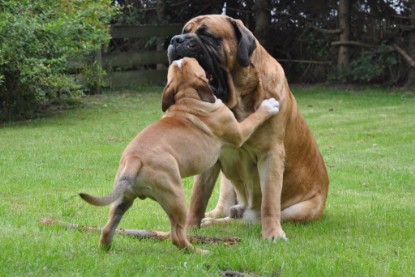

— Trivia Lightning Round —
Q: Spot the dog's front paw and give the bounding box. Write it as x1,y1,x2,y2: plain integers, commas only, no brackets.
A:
201,217,215,227
201,216,232,227
259,98,280,115
205,207,228,219
195,248,210,255
99,243,112,252
262,229,288,242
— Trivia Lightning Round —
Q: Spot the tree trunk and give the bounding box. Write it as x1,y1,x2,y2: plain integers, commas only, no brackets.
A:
209,0,225,14
156,0,166,70
405,0,415,88
254,0,271,48
337,0,351,73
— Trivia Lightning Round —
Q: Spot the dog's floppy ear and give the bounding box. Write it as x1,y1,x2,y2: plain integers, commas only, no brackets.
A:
229,18,257,67
196,82,216,104
161,82,176,112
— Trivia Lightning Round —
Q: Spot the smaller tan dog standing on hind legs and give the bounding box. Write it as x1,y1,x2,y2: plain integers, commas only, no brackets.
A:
79,57,280,253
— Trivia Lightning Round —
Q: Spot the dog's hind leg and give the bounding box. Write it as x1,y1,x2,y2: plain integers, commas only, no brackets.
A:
99,197,134,250
281,193,325,222
159,188,192,249
156,181,208,254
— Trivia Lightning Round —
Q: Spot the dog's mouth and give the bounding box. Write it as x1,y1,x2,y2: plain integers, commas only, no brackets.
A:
168,34,228,101
207,74,213,82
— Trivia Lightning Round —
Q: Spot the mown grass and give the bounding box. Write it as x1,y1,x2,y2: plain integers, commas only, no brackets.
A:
1,86,414,276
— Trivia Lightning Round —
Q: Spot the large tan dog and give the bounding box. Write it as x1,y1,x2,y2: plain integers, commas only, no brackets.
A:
79,57,280,252
168,15,329,241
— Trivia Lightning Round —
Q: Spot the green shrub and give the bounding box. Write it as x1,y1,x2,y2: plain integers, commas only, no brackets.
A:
0,0,115,122
329,49,395,84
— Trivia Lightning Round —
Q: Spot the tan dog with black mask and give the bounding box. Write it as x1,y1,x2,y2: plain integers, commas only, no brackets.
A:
79,57,280,253
168,15,329,241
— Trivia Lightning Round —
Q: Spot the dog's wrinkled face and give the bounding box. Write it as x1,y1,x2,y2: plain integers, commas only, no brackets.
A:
167,15,256,107
162,57,216,112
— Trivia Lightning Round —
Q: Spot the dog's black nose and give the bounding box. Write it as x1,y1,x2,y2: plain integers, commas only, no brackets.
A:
170,34,186,45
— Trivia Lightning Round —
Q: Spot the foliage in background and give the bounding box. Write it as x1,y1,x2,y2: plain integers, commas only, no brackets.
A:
1,0,414,121
111,0,414,85
0,0,115,122
330,49,396,84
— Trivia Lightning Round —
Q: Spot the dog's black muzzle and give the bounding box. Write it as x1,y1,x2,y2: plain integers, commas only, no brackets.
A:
167,34,229,101
168,34,202,63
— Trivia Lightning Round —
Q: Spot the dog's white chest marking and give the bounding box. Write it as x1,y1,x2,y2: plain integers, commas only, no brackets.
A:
175,59,184,70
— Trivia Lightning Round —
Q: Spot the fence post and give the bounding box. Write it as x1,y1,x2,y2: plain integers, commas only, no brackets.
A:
157,0,166,70
94,47,102,93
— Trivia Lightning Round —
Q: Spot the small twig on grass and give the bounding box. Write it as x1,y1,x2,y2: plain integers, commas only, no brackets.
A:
220,270,261,277
39,218,241,245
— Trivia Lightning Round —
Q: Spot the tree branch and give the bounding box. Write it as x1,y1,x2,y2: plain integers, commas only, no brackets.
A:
272,11,342,34
393,44,415,68
40,218,241,245
278,59,332,64
331,41,374,49
304,21,342,34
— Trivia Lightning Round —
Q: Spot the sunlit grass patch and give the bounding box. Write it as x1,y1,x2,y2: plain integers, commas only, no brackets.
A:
1,86,414,276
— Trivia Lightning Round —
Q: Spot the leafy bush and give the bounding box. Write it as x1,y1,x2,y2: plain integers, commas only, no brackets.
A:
330,49,396,84
0,0,115,122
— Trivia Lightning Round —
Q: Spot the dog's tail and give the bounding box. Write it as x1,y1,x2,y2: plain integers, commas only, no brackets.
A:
79,159,142,206
79,179,128,206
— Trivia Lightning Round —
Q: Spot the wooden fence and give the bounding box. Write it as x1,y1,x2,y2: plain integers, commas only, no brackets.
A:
90,24,183,88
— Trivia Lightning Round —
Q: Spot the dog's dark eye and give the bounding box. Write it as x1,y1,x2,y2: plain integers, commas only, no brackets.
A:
196,25,208,34
200,33,214,40
197,29,221,48
197,26,215,39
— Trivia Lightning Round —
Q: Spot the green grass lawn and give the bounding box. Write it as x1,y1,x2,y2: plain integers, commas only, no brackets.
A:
1,86,414,276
